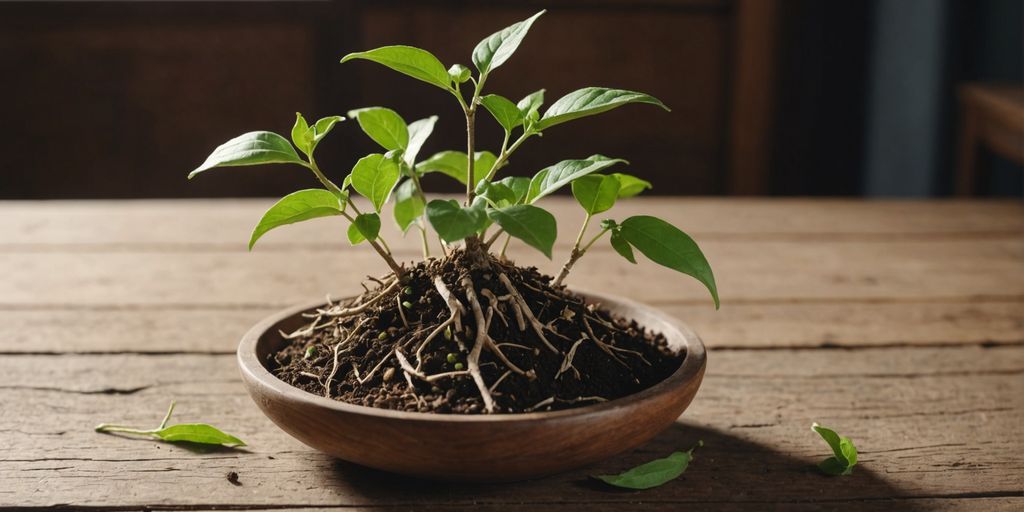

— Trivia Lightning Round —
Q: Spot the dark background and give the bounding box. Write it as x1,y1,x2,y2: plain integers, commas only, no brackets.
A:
0,0,1021,199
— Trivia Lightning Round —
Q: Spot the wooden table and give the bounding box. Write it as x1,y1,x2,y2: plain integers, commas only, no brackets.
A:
2,198,1022,511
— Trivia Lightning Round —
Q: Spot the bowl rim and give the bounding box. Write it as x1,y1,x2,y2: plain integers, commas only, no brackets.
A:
238,288,706,424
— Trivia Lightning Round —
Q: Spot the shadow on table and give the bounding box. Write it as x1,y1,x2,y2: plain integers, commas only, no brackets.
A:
318,421,926,511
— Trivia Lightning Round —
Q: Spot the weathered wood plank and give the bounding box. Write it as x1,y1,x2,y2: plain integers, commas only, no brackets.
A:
1,238,1020,306
1,347,1021,507
1,300,1020,353
0,199,1020,250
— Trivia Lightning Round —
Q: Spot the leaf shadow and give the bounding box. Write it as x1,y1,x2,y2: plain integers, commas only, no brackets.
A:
317,421,931,511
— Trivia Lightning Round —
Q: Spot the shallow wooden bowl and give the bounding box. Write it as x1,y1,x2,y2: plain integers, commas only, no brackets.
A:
238,290,707,482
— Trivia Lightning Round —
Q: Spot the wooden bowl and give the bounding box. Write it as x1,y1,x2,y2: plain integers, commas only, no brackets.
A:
237,290,707,482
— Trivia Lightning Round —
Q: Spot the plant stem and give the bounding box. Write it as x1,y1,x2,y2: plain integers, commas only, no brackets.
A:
307,156,343,196
553,214,610,287
406,164,432,259
482,130,534,183
340,208,405,280
499,234,512,259
158,400,176,429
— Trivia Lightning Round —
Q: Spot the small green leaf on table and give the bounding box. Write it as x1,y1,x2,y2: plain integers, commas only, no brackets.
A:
249,189,344,250
341,45,452,91
95,401,245,448
189,131,306,179
593,441,702,490
487,204,557,258
812,423,858,476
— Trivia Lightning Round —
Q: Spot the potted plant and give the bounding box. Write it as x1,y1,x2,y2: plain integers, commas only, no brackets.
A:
190,10,718,481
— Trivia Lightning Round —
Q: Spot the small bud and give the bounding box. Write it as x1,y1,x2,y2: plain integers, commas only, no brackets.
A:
444,326,452,340
402,286,413,295
304,346,316,359
446,353,458,364
454,362,465,371
431,386,442,394
402,301,413,309
377,331,388,341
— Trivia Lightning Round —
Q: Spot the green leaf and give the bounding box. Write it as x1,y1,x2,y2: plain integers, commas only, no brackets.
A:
393,179,425,232
517,89,545,118
495,176,532,204
572,174,620,214
348,212,381,245
448,64,471,84
527,155,627,203
153,424,247,447
95,401,245,448
612,173,652,198
417,151,498,186
350,154,401,212
472,10,545,75
487,205,556,258
189,131,305,179
812,423,858,476
539,87,670,130
249,189,344,250
476,181,518,207
313,115,345,143
480,94,524,132
425,199,487,242
341,45,451,90
593,442,701,490
291,113,313,155
619,216,719,308
405,116,438,166
348,107,409,152
609,229,636,263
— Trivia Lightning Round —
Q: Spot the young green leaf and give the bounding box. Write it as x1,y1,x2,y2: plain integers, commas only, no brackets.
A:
472,10,545,75
95,401,245,448
517,89,545,118
495,176,532,204
341,45,451,90
249,189,344,250
405,116,438,166
572,174,621,214
393,179,425,232
417,151,498,186
487,205,557,258
480,94,524,132
189,131,306,179
425,199,488,242
291,112,314,155
527,155,627,203
448,64,471,84
812,423,858,476
612,173,652,198
538,87,670,130
476,181,518,207
619,216,719,308
593,441,702,490
350,153,401,212
609,229,636,263
348,212,381,245
348,107,409,152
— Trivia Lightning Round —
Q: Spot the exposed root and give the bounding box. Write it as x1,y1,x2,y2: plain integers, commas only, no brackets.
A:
526,396,555,412
557,337,586,380
396,295,410,329
395,348,471,383
281,316,321,339
323,319,368,398
434,276,465,332
413,316,457,370
489,370,513,393
583,316,651,367
354,351,393,384
498,272,560,354
324,280,399,318
461,275,496,413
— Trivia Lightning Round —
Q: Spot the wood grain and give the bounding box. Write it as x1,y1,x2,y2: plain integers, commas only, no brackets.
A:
1,347,1021,507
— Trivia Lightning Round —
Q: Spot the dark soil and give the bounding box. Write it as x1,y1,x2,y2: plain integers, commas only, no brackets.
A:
270,250,684,414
